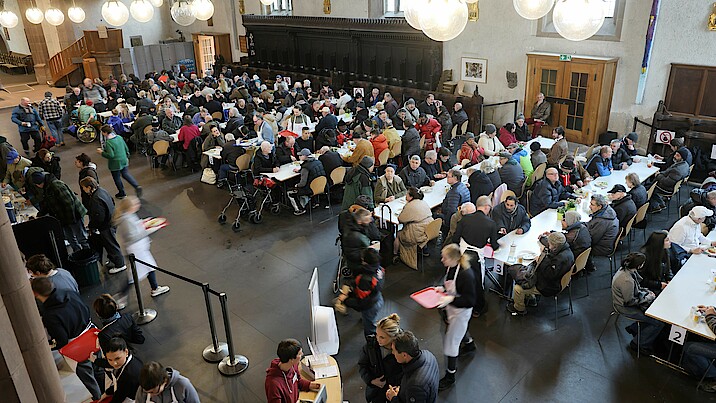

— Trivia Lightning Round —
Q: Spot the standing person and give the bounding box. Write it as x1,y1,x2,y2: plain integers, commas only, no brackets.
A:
135,361,200,403
31,277,102,401
92,294,145,357
75,153,99,207
2,149,32,189
386,331,439,403
112,196,170,308
342,156,375,211
31,171,89,252
358,313,404,403
436,244,477,391
98,337,144,403
31,148,62,180
11,97,43,156
39,91,66,146
334,248,385,337
81,177,126,273
25,254,79,293
98,125,142,199
265,339,321,403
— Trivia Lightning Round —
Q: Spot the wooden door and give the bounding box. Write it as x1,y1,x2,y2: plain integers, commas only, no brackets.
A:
214,34,232,64
562,62,601,144
525,58,566,127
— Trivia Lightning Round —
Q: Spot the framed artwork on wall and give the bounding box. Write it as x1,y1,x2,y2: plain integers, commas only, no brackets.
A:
461,57,487,84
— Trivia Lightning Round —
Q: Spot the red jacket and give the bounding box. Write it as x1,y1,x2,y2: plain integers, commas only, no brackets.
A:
370,133,389,164
178,125,201,150
498,127,517,147
458,142,484,166
416,118,441,151
265,358,311,403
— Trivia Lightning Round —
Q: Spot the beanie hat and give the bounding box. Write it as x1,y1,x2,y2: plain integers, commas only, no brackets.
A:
564,210,581,227
547,231,566,247
516,113,525,121
6,149,19,163
560,159,575,170
85,99,93,106
485,124,496,134
676,148,689,161
626,132,638,142
354,195,372,209
360,156,375,169
31,172,46,185
44,91,53,98
405,98,416,106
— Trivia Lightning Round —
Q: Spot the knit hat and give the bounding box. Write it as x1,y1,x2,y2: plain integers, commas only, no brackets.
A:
31,172,45,185
465,132,475,140
676,148,689,161
6,149,19,163
516,113,525,121
608,184,627,194
360,156,375,169
560,159,574,170
626,132,638,142
690,206,714,219
498,152,512,159
337,119,347,128
485,124,496,134
530,142,542,151
354,195,372,209
299,148,312,157
547,231,566,247
564,210,581,226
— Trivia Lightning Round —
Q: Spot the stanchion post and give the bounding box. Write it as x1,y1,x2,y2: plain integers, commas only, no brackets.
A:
129,254,157,325
201,283,228,362
217,292,249,376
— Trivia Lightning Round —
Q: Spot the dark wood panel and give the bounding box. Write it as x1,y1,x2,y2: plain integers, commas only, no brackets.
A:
667,67,702,114
699,70,716,118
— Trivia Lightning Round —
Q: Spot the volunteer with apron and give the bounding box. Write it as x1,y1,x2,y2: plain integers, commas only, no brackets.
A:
436,244,477,391
102,337,143,403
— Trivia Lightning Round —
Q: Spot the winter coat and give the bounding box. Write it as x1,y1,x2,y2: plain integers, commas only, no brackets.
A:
101,135,131,172
342,164,374,211
436,111,453,140
319,151,343,184
401,127,421,159
105,354,143,403
31,154,62,181
611,146,633,170
535,242,575,297
587,205,619,256
86,187,115,230
514,122,530,142
491,202,531,236
451,109,468,129
416,118,441,151
40,288,90,348
370,133,389,164
531,100,551,121
11,105,43,133
498,127,517,147
342,218,372,270
441,182,470,227
655,160,689,194
531,150,547,169
585,154,613,177
629,184,648,209
547,138,568,166
477,133,505,157
529,178,571,216
252,152,278,176
611,194,637,229
39,176,87,225
612,268,655,316
458,142,484,167
399,166,430,189
564,222,591,260
498,159,525,194
397,199,434,270
374,175,407,203
315,113,338,134
468,170,493,203
358,337,403,402
343,139,374,167
296,157,326,189
276,142,300,165
220,143,246,167
420,161,440,181
201,133,226,168
396,350,439,403
3,156,32,187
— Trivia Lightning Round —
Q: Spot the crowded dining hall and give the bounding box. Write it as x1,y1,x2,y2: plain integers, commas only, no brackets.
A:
2,1,716,402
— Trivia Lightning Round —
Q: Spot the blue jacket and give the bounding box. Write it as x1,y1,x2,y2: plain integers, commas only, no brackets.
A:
586,155,613,177
315,113,338,134
442,181,470,225
511,148,528,164
11,105,42,132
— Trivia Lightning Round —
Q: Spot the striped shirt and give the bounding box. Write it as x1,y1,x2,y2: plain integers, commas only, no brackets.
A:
38,97,64,120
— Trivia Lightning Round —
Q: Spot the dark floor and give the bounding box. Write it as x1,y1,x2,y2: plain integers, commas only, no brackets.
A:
3,109,714,403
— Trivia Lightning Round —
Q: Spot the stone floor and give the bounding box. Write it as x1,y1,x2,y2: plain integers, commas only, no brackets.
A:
3,110,715,403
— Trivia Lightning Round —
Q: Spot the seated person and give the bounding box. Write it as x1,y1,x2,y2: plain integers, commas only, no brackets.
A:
436,147,453,173
529,168,574,216
680,189,716,231
608,184,637,230
201,125,225,170
514,114,529,142
421,149,445,180
626,172,648,209
611,252,664,354
317,146,343,184
394,187,434,270
586,194,619,269
445,202,475,245
401,118,420,163
498,122,517,147
467,167,493,204
399,155,431,189
654,137,693,167
668,206,716,260
342,156,375,211
342,131,375,167
562,210,591,259
177,115,200,152
288,149,326,215
507,232,574,316
683,305,716,390
649,148,690,212
374,164,407,204
497,152,524,194
585,146,613,178
223,107,244,135
491,195,530,238
369,129,389,165
204,93,223,119
557,157,592,191
530,141,547,169
547,126,568,166
439,169,470,237
610,138,632,170
622,132,639,157
161,108,182,133
276,135,300,165
216,133,246,187
295,127,315,153
639,230,675,294
415,114,441,152
383,119,401,158
336,120,352,145
252,141,280,177
478,124,505,157
315,106,338,134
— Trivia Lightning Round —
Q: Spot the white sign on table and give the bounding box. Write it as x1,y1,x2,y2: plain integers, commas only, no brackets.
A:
668,325,687,345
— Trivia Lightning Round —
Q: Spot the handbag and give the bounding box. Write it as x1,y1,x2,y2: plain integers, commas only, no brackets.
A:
506,262,538,290
201,167,217,184
59,323,99,362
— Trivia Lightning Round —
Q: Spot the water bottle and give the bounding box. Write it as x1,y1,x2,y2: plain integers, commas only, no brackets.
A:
508,242,517,264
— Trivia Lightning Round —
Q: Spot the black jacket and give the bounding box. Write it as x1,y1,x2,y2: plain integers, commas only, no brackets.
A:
32,155,62,180
417,101,437,117
252,152,278,176
420,161,440,181
87,187,115,230
487,170,502,191
401,127,421,158
514,122,530,142
358,337,403,402
223,116,244,135
397,350,439,403
204,100,223,117
656,160,689,193
452,211,500,251
341,218,372,270
315,114,338,134
399,166,430,188
564,222,591,259
276,142,300,165
498,160,525,193
297,158,326,189
535,242,575,297
491,202,531,236
587,206,619,256
296,136,315,153
106,354,143,403
611,194,637,229
319,151,343,184
611,146,633,170
681,189,716,230
41,288,90,349
468,170,493,204
220,143,246,167
95,313,145,369
446,265,477,308
629,184,648,208
529,178,572,216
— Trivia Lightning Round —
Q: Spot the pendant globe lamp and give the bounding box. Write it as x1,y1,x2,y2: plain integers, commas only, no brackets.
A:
260,0,274,5
404,0,428,30
513,0,555,20
44,5,65,26
171,0,196,26
150,0,163,6
552,0,605,41
0,10,19,28
102,0,130,26
68,3,86,23
192,0,214,20
418,0,468,42
130,0,154,22
25,2,44,24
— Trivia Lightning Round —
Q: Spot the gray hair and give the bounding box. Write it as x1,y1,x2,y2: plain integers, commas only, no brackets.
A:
460,202,476,214
591,194,608,208
229,107,239,117
610,138,622,145
475,195,491,208
410,155,421,163
425,150,438,159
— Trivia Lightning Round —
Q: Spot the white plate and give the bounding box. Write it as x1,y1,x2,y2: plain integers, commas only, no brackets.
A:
519,251,539,260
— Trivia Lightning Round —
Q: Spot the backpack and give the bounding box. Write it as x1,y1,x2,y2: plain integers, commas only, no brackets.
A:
506,262,538,290
343,268,383,311
316,128,338,149
39,126,56,149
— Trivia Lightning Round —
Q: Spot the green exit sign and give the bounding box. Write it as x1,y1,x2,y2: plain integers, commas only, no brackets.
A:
560,54,572,62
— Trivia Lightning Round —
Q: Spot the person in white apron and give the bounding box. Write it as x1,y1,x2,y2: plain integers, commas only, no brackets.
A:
112,196,170,308
436,244,478,391
282,105,312,135
101,336,143,403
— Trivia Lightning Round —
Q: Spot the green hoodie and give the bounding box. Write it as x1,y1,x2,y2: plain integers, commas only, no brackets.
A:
101,135,130,171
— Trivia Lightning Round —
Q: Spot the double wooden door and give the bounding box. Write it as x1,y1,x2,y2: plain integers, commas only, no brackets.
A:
525,53,617,145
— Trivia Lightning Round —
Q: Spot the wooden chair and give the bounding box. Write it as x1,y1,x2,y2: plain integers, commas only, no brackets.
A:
532,163,547,183
419,218,443,272
632,203,650,242
663,179,684,219
151,140,174,172
619,215,638,255
450,125,458,141
211,111,224,121
500,190,516,203
460,158,471,168
571,248,592,298
460,121,468,136
328,166,347,207
554,268,574,330
378,148,390,166
636,147,647,156
419,136,425,150
525,190,534,217
235,154,251,171
308,176,329,221
607,228,624,280
646,181,658,200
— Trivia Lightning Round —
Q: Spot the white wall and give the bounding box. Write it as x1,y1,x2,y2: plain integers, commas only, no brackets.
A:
1,0,31,54
443,0,716,141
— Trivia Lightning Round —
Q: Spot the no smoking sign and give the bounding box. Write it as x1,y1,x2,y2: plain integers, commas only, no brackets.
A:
656,130,675,144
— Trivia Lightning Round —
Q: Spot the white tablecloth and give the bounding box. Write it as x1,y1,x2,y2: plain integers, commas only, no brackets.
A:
524,136,555,150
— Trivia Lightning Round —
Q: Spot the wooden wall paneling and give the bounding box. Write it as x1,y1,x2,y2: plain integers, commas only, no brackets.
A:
699,70,716,118
665,66,704,115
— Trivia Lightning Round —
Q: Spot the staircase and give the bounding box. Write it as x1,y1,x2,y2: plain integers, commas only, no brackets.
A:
48,36,89,85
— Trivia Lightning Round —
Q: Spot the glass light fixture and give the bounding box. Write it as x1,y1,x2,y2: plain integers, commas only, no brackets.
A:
130,0,154,22
552,0,605,41
171,0,196,26
44,7,64,25
260,0,274,5
68,6,86,23
0,10,19,28
150,0,163,6
419,0,468,42
25,6,44,24
102,0,130,26
513,0,555,20
193,0,214,20
464,0,478,3
404,0,428,30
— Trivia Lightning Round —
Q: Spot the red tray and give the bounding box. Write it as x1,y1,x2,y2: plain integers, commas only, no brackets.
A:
410,287,447,309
